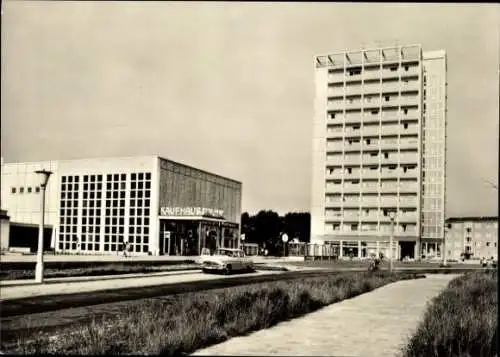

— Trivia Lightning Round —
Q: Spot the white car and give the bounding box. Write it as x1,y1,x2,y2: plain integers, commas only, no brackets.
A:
200,248,254,274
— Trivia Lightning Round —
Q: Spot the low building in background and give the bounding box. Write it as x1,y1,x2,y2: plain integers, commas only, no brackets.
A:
1,155,242,256
445,216,499,261
0,209,10,251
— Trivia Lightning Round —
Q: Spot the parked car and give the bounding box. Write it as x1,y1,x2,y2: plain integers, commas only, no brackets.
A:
200,248,254,274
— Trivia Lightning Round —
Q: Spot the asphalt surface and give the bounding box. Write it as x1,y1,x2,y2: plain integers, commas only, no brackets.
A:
0,269,336,318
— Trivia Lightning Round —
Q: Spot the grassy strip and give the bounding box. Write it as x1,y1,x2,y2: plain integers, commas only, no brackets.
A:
402,271,498,357
0,263,198,281
6,271,424,355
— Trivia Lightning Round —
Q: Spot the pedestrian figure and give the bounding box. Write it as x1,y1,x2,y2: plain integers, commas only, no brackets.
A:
122,241,128,258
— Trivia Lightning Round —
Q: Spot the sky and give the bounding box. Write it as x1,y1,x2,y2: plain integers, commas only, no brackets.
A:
1,2,499,217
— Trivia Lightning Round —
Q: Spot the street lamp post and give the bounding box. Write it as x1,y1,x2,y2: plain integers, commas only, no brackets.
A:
35,169,53,283
388,211,396,273
282,233,289,258
443,224,450,267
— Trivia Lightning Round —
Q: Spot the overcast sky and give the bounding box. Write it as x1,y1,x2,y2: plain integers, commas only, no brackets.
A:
1,2,498,217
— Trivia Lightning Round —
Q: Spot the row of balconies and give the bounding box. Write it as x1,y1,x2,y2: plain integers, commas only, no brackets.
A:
326,152,419,165
327,80,420,98
327,125,419,138
326,169,418,180
327,140,419,152
328,66,420,84
325,224,419,236
327,97,420,111
325,185,418,194
325,213,419,223
324,198,418,207
327,180,418,189
330,113,420,125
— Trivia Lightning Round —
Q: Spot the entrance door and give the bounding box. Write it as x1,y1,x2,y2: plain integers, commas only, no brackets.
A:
163,231,171,255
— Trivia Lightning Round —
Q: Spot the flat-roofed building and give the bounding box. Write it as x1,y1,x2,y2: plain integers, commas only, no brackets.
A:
311,44,446,260
1,155,242,256
445,216,498,261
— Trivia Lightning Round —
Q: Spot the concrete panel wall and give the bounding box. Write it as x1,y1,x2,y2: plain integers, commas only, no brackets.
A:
158,158,242,225
310,65,328,244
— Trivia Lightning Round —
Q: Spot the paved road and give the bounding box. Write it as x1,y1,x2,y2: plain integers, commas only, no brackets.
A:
192,274,459,357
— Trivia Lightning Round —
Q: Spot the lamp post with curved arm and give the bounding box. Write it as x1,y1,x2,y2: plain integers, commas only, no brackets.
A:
388,211,396,273
35,169,52,283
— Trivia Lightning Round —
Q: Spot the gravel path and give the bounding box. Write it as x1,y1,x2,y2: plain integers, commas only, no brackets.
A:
192,274,459,357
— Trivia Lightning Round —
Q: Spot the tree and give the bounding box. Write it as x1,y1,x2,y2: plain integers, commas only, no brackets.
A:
240,210,311,255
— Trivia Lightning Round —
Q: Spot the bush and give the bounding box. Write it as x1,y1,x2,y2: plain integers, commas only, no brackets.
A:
6,272,424,355
402,271,497,357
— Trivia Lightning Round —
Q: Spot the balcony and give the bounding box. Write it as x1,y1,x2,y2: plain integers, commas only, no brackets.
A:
399,139,419,150
325,187,342,195
381,170,400,179
327,86,344,98
382,97,420,108
326,170,344,180
380,186,398,194
344,115,363,124
341,156,362,166
362,170,380,179
362,156,381,165
399,199,418,207
325,200,342,208
328,73,345,84
399,184,418,193
343,142,362,152
399,154,419,164
326,129,344,138
326,142,344,152
398,214,418,222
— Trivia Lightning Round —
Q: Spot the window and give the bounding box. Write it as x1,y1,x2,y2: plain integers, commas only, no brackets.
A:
35,186,40,193
384,152,389,159
403,109,408,115
405,66,409,71
466,237,471,242
19,187,24,194
11,187,16,194
466,228,471,233
347,168,352,174
486,242,490,247
351,224,358,231
390,65,398,72
371,110,379,115
404,123,408,129
353,125,360,130
370,152,377,157
27,187,32,193
366,139,371,145
385,96,390,102
331,113,336,119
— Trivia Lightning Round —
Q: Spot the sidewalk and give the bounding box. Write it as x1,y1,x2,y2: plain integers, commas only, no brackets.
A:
0,269,285,301
192,274,459,357
0,268,201,287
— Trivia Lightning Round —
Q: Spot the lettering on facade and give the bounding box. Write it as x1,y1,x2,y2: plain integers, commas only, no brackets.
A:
160,206,224,218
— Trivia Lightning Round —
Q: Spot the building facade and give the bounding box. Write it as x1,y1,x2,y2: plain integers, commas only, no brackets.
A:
445,217,498,261
1,156,242,256
311,45,446,260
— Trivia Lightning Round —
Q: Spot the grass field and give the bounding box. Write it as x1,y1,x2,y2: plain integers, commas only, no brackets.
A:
402,270,498,357
4,271,424,355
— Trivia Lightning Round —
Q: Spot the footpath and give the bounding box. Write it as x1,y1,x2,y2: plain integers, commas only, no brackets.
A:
192,274,459,357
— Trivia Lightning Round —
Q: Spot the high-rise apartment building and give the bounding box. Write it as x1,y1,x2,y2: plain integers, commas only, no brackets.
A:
311,45,446,260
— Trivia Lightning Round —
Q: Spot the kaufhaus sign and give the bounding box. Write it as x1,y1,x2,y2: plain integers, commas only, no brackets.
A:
160,206,224,218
